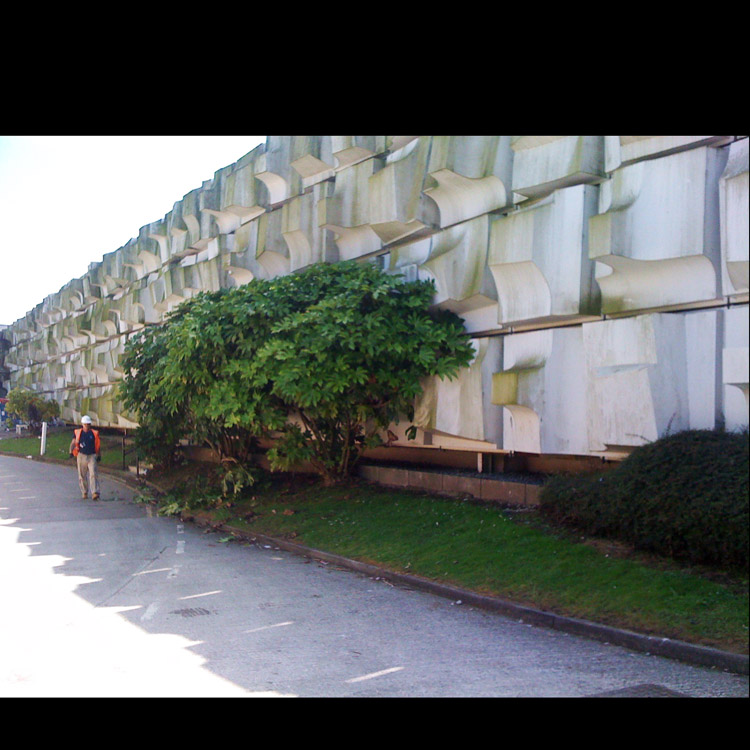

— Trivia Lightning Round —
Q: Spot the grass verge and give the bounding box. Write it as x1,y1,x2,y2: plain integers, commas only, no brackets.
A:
143,464,748,656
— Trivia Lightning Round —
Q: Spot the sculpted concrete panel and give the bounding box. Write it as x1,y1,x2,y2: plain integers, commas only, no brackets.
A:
589,146,726,314
511,136,605,200
723,306,749,431
604,136,734,171
719,138,749,300
488,184,600,328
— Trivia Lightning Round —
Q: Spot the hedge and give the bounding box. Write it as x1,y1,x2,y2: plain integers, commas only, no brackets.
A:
539,429,749,571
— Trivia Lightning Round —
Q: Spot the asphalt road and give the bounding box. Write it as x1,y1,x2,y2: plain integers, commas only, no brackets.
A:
0,454,747,698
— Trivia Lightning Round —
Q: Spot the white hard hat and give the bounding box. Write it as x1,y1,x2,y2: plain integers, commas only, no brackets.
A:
81,415,92,424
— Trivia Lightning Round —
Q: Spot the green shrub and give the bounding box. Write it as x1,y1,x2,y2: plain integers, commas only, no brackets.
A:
540,429,749,571
120,261,474,484
156,464,269,517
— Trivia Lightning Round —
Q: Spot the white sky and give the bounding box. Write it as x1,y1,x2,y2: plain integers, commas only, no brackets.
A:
0,135,267,326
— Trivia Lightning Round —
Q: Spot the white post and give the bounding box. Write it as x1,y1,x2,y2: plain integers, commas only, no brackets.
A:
40,421,47,456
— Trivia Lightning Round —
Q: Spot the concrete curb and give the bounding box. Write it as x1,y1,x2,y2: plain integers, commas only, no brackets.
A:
186,514,749,677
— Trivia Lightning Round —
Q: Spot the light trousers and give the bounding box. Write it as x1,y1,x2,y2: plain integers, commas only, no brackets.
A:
77,453,100,498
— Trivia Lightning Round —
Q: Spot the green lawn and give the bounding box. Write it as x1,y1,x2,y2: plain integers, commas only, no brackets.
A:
155,469,748,655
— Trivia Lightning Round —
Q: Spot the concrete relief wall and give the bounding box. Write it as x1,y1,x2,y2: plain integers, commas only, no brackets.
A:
488,184,600,329
1,135,747,462
589,146,722,314
719,138,749,301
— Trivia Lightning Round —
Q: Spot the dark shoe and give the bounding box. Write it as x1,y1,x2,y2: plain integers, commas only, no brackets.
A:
92,493,100,501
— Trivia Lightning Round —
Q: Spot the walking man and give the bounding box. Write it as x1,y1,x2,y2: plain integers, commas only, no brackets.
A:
69,415,102,500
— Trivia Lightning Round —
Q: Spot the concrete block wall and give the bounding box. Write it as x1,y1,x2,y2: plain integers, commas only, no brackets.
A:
1,136,747,463
358,464,542,506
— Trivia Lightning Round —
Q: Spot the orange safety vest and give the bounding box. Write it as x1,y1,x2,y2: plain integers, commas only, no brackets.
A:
72,428,100,457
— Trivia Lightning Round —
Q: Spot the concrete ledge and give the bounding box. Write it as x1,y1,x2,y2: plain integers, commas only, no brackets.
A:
480,478,526,505
358,465,380,482
358,464,541,507
407,469,444,492
378,466,411,487
442,473,482,497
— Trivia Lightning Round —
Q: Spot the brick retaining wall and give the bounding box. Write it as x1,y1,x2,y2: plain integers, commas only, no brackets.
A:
358,464,541,506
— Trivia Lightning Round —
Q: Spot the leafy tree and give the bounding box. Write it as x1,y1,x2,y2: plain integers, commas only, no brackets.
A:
119,288,287,466
119,323,191,467
119,261,475,484
6,388,60,435
256,262,475,483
